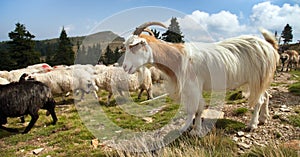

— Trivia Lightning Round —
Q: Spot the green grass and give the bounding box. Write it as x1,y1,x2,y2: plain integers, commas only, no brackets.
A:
215,119,246,134
233,107,248,116
288,114,300,127
288,70,300,95
0,86,298,156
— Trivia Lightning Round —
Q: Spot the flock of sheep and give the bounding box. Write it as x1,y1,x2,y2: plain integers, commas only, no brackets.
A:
0,62,165,133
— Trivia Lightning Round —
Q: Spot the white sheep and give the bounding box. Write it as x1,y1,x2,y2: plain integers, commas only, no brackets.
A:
122,22,279,134
95,66,153,105
149,66,166,84
28,68,98,101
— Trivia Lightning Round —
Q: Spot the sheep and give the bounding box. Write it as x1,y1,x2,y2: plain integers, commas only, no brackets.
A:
122,22,279,134
149,66,166,84
95,66,153,105
0,80,57,134
28,67,98,101
0,63,52,82
280,50,299,71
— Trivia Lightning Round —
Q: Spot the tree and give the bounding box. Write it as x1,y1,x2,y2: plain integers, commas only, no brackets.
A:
161,17,184,43
51,27,74,65
281,24,293,44
151,29,161,39
8,23,40,69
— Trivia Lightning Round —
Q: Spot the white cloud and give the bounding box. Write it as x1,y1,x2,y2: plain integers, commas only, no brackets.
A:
177,10,247,41
250,2,300,40
176,2,300,42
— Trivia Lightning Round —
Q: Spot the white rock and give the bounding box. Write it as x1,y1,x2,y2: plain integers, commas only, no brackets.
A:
237,142,251,149
237,131,245,137
32,148,44,155
232,137,239,142
201,109,224,119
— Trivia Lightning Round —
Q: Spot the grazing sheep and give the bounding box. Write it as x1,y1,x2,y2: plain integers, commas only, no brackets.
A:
122,22,279,134
0,80,57,134
28,68,98,101
95,66,153,105
149,66,166,84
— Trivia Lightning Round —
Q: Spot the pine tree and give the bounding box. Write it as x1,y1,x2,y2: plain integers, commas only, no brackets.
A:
151,29,161,39
8,23,40,69
51,27,74,65
281,24,293,44
105,45,114,65
161,17,184,43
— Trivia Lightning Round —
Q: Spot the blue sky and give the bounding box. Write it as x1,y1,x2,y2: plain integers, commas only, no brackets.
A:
1,0,300,42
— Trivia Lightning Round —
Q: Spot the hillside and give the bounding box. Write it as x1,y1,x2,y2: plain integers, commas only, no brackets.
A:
35,31,125,57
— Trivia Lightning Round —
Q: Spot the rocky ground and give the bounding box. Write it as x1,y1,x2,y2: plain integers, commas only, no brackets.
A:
222,72,300,153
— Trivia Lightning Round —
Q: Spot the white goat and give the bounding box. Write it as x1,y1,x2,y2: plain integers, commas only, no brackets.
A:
122,22,279,134
280,50,299,71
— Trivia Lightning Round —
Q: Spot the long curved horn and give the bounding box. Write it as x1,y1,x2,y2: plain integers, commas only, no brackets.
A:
143,28,154,36
133,22,167,35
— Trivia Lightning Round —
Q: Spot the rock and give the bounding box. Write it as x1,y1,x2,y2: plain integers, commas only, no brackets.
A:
245,134,251,138
280,108,290,112
32,148,44,155
232,137,239,142
142,117,153,123
201,109,224,119
237,131,245,137
237,142,251,149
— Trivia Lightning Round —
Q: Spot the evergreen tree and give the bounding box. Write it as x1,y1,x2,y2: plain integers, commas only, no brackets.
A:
281,24,293,44
161,17,184,43
8,23,40,69
51,27,74,65
105,45,115,65
151,29,161,39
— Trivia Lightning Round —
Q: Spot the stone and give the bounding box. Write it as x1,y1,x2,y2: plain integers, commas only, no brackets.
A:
237,131,245,137
32,148,44,155
201,109,224,119
237,142,251,149
232,137,239,142
142,117,153,123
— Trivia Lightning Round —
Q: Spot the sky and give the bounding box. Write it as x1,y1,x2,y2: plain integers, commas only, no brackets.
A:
1,0,300,42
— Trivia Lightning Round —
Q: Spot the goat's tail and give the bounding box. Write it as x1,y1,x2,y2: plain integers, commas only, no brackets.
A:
260,28,279,51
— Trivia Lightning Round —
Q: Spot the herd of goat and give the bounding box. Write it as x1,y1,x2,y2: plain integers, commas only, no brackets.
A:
0,21,299,135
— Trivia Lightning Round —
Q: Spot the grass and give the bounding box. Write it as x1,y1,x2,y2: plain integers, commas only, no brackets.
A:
288,114,300,127
233,107,248,116
0,85,299,156
243,143,299,157
288,70,300,95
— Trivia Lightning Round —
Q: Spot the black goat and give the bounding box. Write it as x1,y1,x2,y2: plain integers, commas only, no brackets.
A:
0,80,57,134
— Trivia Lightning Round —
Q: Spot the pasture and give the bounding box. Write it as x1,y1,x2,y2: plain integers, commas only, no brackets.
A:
0,70,299,157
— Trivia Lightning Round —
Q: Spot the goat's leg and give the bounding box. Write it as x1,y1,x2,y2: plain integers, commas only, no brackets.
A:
138,89,144,100
179,83,199,134
190,98,205,136
247,94,264,130
107,92,113,105
258,91,270,124
23,113,39,134
146,88,153,100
